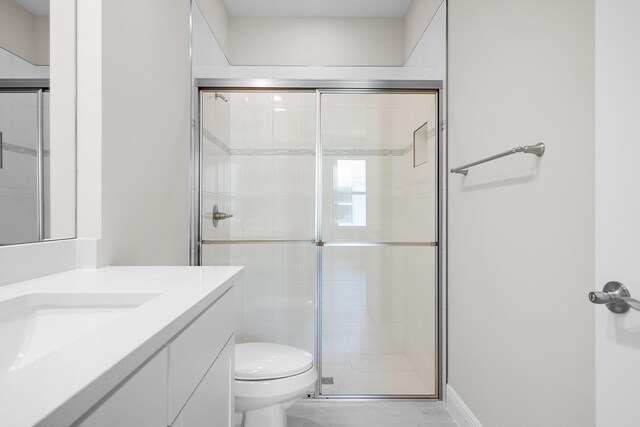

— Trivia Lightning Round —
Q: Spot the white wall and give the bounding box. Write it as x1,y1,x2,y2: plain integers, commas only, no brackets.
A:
193,1,230,78
405,2,446,77
229,17,404,66
195,0,442,67
0,46,49,78
595,1,640,426
0,0,49,66
76,0,101,239
49,0,76,240
447,1,595,426
193,1,445,81
195,0,230,58
101,0,191,265
404,0,443,62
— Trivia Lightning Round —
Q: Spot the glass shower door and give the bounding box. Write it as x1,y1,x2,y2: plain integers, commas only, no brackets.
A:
0,90,42,244
198,87,440,398
199,90,318,358
317,91,439,397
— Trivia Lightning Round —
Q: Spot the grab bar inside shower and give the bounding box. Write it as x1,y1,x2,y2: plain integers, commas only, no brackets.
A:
450,143,545,175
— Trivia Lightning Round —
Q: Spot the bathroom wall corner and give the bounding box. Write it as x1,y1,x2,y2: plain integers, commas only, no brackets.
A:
445,384,483,427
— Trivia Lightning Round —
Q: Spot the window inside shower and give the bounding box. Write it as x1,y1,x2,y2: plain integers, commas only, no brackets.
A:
198,87,439,398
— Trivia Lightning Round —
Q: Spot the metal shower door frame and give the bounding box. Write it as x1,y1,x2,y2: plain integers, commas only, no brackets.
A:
192,79,445,400
0,79,50,242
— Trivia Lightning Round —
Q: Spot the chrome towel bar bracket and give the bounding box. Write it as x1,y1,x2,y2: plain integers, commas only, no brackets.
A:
589,281,640,313
450,142,545,175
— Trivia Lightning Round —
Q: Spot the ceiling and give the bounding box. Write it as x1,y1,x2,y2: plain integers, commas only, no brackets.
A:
13,0,48,16
223,0,413,18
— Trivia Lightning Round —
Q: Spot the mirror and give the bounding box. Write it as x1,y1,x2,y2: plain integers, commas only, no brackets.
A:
0,0,76,245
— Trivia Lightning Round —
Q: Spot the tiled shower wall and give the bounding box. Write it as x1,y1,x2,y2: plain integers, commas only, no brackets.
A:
202,91,437,394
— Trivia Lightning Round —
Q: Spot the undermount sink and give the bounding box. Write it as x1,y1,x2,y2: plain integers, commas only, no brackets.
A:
0,292,160,374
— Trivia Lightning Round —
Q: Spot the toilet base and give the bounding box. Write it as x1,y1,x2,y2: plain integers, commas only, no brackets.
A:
242,404,287,427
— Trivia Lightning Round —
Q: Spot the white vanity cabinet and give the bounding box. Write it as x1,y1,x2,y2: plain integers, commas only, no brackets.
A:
80,288,235,427
171,338,234,427
79,348,169,427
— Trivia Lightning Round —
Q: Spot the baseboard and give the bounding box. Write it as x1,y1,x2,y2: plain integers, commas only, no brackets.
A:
446,384,483,427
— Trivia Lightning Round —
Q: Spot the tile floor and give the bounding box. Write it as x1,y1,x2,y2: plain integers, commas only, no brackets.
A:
287,400,456,427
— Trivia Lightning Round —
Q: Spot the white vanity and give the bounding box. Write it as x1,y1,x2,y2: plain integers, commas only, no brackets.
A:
0,266,242,427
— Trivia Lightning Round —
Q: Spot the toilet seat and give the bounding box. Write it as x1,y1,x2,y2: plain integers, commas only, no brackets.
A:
235,342,314,380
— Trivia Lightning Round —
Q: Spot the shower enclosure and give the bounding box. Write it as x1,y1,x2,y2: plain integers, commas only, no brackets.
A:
193,80,442,398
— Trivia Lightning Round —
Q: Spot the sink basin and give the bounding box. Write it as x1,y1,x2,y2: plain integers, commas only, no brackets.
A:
0,292,159,373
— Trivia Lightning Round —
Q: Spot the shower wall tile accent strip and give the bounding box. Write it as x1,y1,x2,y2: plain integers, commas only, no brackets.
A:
232,148,316,156
2,142,49,157
203,129,231,154
203,127,433,157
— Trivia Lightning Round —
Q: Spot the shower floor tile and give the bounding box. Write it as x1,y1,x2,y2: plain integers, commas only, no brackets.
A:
287,400,456,427
321,353,434,395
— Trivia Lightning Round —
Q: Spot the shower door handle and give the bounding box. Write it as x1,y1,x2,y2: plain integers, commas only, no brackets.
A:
0,131,3,168
212,211,233,221
206,205,233,228
589,281,640,313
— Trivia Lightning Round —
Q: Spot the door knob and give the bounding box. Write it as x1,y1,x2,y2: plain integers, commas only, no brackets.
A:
589,281,640,313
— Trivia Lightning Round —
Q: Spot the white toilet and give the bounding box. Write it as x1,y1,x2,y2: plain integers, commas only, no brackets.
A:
235,342,317,427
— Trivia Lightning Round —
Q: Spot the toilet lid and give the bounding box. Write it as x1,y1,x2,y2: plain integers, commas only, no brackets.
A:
235,343,314,380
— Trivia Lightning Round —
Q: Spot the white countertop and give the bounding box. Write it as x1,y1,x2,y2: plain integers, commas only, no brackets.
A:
0,266,243,427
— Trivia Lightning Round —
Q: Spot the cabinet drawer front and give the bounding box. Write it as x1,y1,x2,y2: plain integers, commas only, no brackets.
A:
168,289,234,423
180,337,235,427
79,348,168,427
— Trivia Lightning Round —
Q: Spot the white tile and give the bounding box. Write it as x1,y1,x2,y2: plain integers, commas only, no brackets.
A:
240,156,273,197
229,106,244,148
272,107,303,148
0,197,13,243
330,67,362,80
242,66,274,79
302,67,333,80
331,106,365,149
271,321,303,347
240,197,274,239
273,157,304,196
272,66,303,79
243,92,273,108
228,66,245,78
360,67,393,80
238,321,273,343
11,151,38,191
272,93,303,108
232,244,275,282
244,107,273,147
